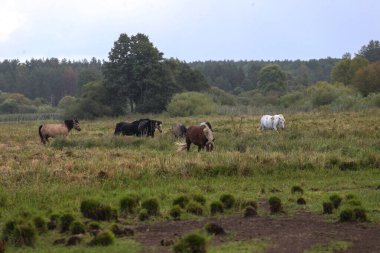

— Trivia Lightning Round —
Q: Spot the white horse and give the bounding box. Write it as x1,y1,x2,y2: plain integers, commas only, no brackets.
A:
259,114,285,131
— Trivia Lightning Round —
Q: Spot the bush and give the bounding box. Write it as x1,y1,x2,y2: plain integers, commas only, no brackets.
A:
268,196,282,214
169,206,182,220
173,195,190,209
244,206,257,217
167,92,217,117
2,220,36,247
220,194,236,209
329,194,342,209
192,194,206,206
88,222,101,230
210,201,224,215
47,214,60,230
297,198,306,205
186,201,204,216
120,194,140,214
339,209,354,222
138,209,149,221
291,186,304,194
173,233,207,253
60,214,75,233
71,221,86,235
89,231,114,246
323,202,334,214
33,216,47,233
80,199,116,221
141,198,160,216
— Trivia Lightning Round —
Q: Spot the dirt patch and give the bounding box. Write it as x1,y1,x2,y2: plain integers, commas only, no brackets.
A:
134,211,380,253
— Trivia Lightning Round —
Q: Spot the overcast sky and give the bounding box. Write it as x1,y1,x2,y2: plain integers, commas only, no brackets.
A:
1,0,379,62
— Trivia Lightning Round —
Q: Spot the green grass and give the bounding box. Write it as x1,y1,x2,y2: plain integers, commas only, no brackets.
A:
0,110,379,251
305,240,352,253
209,240,268,253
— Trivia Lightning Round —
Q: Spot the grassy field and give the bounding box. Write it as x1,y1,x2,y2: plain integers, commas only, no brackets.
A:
0,110,379,252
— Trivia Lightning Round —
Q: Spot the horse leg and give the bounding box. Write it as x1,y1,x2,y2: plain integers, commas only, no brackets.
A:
198,145,202,152
186,140,191,151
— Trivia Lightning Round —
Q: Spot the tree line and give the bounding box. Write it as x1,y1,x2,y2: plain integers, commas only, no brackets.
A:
0,35,379,117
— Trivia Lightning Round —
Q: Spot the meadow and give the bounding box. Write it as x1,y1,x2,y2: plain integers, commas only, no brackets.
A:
0,109,379,252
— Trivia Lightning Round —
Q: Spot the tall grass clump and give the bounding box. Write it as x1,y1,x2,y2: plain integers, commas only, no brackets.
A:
2,220,36,247
120,194,140,215
141,198,160,216
80,199,117,221
173,232,207,253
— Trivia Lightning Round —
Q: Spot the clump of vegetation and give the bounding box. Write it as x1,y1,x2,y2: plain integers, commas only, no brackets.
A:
323,202,334,214
210,201,224,215
169,205,182,220
33,216,47,233
244,206,257,217
89,231,114,246
204,223,225,235
291,186,304,194
220,194,236,209
339,209,354,222
71,221,86,235
80,199,116,221
141,198,160,216
138,209,150,221
186,201,204,216
329,194,342,209
297,198,306,205
2,220,36,247
173,195,190,209
47,214,60,230
60,214,75,233
269,196,282,213
173,232,207,253
353,208,367,222
240,200,258,210
88,222,101,230
192,194,207,206
120,194,140,215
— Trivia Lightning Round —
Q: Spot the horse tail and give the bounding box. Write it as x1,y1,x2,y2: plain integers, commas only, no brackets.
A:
38,125,44,144
175,142,187,152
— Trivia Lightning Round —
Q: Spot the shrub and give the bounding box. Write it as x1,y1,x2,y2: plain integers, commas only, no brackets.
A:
291,186,304,194
268,196,282,213
120,194,140,214
244,206,257,217
60,214,75,233
89,231,114,246
240,200,258,210
339,209,354,222
173,233,207,253
297,198,306,205
33,216,47,233
169,206,182,220
204,223,225,235
186,201,204,216
167,92,217,117
192,194,206,206
80,199,116,221
88,222,101,230
71,221,86,235
220,194,236,209
138,209,149,221
173,195,190,209
47,214,60,230
2,220,36,247
323,202,334,214
329,194,342,209
141,198,160,216
210,201,224,215
353,208,367,222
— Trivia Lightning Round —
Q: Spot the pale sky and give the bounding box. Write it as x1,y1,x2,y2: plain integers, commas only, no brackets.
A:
1,0,379,62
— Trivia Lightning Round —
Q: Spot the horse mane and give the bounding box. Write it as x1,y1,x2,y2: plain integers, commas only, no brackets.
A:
64,120,74,130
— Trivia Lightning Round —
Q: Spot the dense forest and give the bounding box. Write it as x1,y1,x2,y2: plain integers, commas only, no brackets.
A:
0,37,379,117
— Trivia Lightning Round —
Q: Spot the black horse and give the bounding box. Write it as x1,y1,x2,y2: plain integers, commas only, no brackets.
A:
114,119,162,137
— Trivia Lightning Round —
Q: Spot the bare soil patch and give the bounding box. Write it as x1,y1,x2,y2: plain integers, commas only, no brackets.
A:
134,211,380,253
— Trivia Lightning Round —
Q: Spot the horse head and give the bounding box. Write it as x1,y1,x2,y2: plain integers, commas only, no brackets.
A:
73,118,81,131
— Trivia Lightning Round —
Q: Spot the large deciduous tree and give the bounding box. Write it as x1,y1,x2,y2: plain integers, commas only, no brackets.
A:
257,64,287,93
352,62,380,96
103,33,179,114
331,56,368,85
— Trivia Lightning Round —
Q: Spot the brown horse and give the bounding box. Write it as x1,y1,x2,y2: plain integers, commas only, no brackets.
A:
177,125,214,152
38,118,81,144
